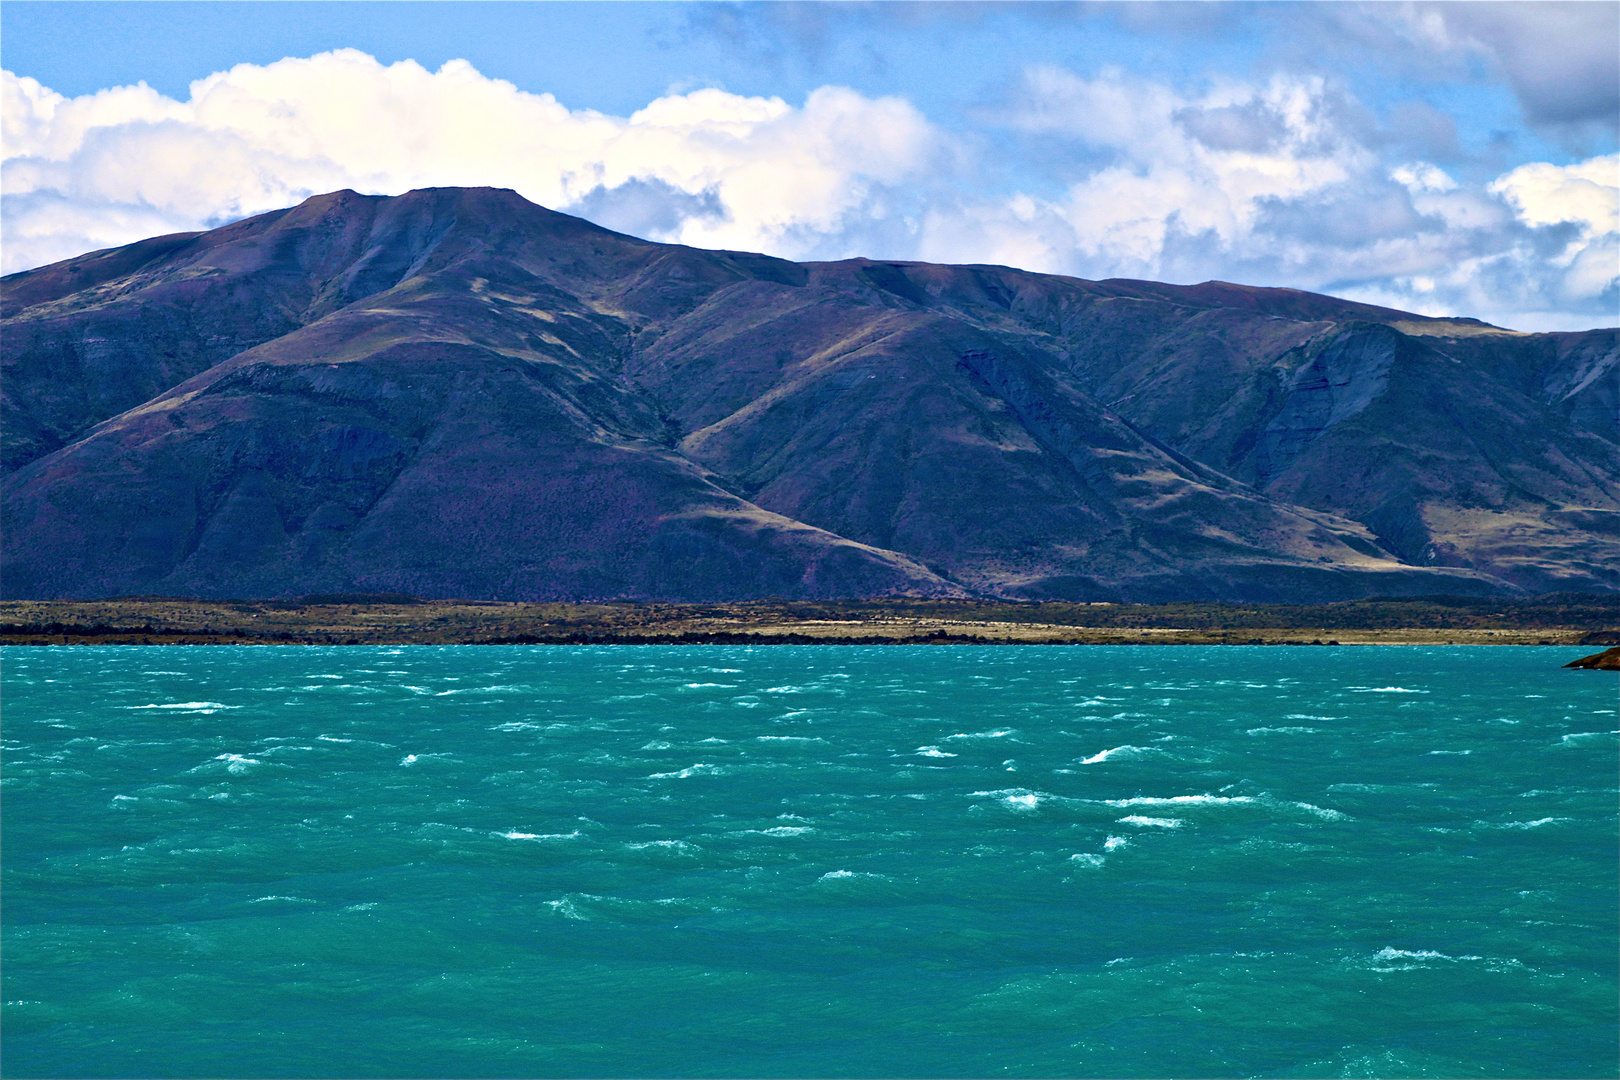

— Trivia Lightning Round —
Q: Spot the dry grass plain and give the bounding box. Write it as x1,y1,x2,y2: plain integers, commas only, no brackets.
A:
2,595,1615,647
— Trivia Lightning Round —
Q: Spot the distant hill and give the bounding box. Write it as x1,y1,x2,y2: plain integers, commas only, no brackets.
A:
3,187,1615,601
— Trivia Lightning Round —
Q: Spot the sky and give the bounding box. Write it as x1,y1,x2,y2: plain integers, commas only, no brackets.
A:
2,1,1617,331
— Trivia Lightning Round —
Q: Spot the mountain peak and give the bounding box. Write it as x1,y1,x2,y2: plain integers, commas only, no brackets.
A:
4,190,1615,601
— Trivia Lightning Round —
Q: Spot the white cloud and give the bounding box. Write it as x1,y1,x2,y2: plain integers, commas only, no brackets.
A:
911,67,1616,328
1391,162,1458,193
1,49,939,272
1490,155,1618,234
923,69,1374,277
2,51,1613,331
1488,155,1619,304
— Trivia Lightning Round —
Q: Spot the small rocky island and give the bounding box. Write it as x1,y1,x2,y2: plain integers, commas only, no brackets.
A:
1564,646,1620,670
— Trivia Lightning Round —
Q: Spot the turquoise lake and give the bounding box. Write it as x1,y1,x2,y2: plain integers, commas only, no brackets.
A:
3,645,1615,1079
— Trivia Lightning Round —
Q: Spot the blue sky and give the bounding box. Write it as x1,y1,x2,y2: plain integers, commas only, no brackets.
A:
3,1,1616,329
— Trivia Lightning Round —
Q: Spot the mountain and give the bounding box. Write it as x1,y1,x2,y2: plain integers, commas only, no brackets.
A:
3,187,1615,602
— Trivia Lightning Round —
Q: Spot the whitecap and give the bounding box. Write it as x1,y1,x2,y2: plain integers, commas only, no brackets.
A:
248,895,317,904
626,840,698,853
683,683,737,689
1350,687,1428,694
1104,794,1347,822
1374,947,1448,961
819,868,889,881
968,788,1046,811
1117,815,1184,828
1068,853,1105,868
1426,749,1472,755
648,764,724,779
1476,817,1569,830
757,736,824,743
545,896,591,921
1294,801,1350,821
970,787,1048,800
1246,727,1319,735
1079,745,1150,764
1105,794,1254,808
1559,730,1619,745
744,825,814,837
915,746,957,758
497,829,582,841
1103,835,1129,851
213,753,260,774
947,729,1015,740
1367,947,1482,971
125,701,237,712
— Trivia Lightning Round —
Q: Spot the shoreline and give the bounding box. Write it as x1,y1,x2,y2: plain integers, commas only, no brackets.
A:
2,597,1613,648
0,637,1598,647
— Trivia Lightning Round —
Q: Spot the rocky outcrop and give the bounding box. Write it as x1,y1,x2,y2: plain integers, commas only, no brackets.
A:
1564,646,1620,670
1252,325,1400,485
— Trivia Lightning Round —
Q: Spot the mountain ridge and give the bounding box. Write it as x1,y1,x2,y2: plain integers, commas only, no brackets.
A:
4,186,1615,601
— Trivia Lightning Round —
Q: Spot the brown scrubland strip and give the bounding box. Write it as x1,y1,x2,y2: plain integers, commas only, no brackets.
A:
0,596,1615,647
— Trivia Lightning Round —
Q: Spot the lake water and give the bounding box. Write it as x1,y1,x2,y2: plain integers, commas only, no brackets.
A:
3,645,1615,1079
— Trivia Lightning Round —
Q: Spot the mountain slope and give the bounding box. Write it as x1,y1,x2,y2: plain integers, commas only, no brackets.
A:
3,187,1614,601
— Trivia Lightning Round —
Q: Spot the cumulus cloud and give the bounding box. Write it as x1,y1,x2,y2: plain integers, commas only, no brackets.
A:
2,50,1614,331
1,49,939,271
976,68,1372,274
1490,155,1620,304
1491,156,1619,237
910,66,1617,329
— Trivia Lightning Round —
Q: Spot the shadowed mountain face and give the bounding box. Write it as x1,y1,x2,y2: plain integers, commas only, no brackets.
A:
4,187,1616,601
